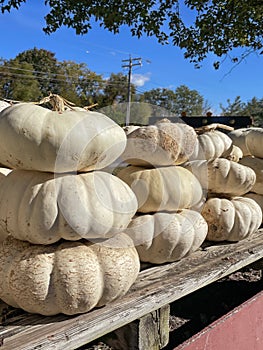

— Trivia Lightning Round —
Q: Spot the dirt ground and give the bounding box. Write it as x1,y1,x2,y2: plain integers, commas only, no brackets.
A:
83,265,263,350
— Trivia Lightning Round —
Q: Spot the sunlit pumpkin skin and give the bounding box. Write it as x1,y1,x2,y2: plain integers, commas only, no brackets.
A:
0,234,140,315
221,144,243,162
0,100,10,112
0,170,138,244
121,119,197,167
0,167,12,184
191,130,232,161
245,128,263,158
228,127,263,157
0,103,127,172
239,156,263,194
123,125,140,135
184,158,256,197
126,210,208,264
117,165,203,213
201,197,262,242
244,193,263,222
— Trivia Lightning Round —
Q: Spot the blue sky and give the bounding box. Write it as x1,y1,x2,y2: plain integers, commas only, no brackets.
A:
1,1,262,114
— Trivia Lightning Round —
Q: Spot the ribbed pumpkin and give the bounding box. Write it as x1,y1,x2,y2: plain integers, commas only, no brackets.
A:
244,193,263,222
184,158,256,197
221,144,243,162
240,156,263,194
121,119,197,167
0,234,140,315
117,165,203,213
244,128,263,158
0,170,138,244
0,103,127,172
191,129,232,161
127,210,208,264
202,197,262,242
228,127,263,158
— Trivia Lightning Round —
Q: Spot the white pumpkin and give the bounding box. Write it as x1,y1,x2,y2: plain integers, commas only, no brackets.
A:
191,129,232,161
117,165,203,213
244,192,263,222
184,158,256,197
126,210,208,264
0,167,12,176
0,234,140,315
123,125,140,135
121,119,197,166
0,170,138,244
245,128,263,158
239,156,263,194
0,103,127,172
0,100,10,112
221,144,243,162
202,196,262,241
228,127,263,157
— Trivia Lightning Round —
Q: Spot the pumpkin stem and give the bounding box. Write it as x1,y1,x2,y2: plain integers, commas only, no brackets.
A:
83,103,98,110
34,93,76,112
195,123,234,134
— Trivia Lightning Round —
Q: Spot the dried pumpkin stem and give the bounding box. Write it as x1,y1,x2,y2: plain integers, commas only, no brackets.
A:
195,123,234,134
35,93,75,112
83,103,98,110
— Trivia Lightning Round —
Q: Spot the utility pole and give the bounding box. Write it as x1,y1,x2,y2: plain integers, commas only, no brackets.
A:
122,56,142,126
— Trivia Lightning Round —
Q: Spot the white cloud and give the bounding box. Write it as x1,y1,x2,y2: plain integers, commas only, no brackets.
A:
131,73,151,87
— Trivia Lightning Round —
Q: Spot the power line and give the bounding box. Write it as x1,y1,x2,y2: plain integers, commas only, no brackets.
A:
122,56,142,126
0,70,134,89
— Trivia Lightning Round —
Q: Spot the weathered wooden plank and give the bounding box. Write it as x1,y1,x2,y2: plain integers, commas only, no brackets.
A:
1,230,263,350
104,305,170,350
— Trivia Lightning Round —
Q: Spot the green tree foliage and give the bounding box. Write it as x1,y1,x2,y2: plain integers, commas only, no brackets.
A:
15,48,61,95
220,96,263,126
220,96,247,116
0,58,41,101
142,88,177,116
0,48,104,105
98,73,136,107
174,85,204,115
1,1,263,67
244,97,263,126
100,102,152,125
56,60,104,106
142,85,205,116
220,96,263,127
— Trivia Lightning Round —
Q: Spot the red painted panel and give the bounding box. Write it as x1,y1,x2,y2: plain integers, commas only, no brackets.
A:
173,290,263,350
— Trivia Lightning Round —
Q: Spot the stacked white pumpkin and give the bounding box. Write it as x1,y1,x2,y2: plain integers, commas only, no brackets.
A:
0,102,141,316
117,119,209,264
183,127,262,242
229,127,263,223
